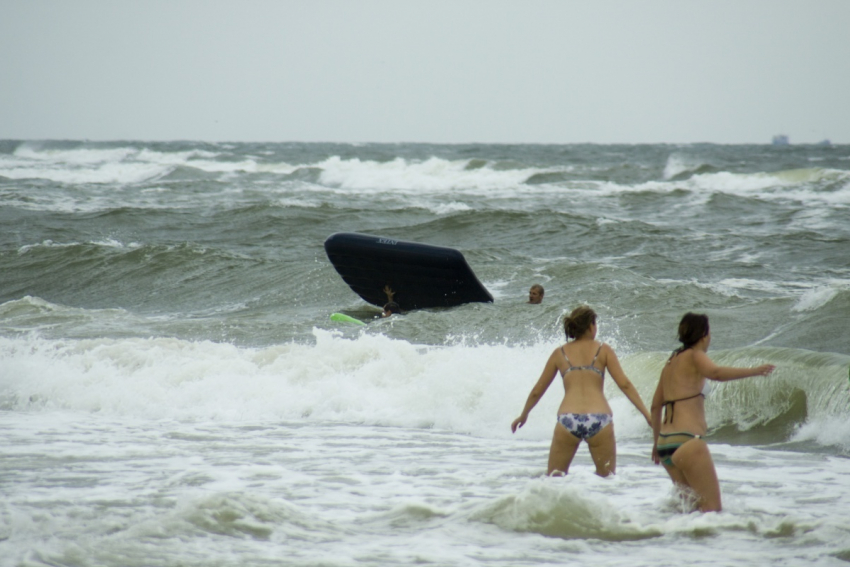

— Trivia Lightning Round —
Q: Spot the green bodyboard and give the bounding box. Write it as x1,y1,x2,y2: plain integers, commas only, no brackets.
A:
330,313,367,326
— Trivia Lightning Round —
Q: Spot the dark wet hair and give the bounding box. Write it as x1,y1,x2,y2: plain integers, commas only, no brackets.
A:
383,302,401,314
564,305,596,339
530,284,544,296
675,312,710,354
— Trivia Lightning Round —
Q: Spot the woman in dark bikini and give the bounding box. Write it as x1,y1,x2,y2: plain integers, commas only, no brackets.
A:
511,306,651,476
650,313,775,512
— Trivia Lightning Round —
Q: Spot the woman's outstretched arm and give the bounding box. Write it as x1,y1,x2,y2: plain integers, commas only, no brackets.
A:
511,349,560,433
693,351,775,381
604,345,651,425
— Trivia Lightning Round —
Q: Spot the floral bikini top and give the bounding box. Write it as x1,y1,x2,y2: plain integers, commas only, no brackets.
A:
560,344,605,380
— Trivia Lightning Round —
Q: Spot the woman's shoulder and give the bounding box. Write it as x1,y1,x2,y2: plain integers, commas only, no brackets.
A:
666,350,703,382
669,347,697,362
597,342,620,365
550,343,568,359
561,339,607,356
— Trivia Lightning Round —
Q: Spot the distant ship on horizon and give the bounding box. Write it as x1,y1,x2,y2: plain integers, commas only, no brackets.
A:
771,135,833,146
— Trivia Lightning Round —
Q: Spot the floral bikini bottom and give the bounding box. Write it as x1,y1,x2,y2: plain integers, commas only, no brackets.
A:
557,412,613,440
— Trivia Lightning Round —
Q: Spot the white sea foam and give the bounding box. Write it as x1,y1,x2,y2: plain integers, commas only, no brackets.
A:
7,144,848,218
688,168,850,204
592,166,850,212
428,201,472,214
17,240,79,254
275,197,321,208
174,158,300,175
792,282,846,312
662,153,704,180
0,330,663,441
5,410,845,566
17,239,141,254
1,144,267,184
700,246,766,268
92,238,142,249
0,161,171,184
793,416,850,451
660,276,838,304
715,278,788,296
316,156,547,194
13,144,139,164
483,279,512,301
135,148,220,164
7,331,841,450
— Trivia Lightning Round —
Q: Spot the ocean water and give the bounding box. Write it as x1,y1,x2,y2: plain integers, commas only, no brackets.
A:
1,140,849,566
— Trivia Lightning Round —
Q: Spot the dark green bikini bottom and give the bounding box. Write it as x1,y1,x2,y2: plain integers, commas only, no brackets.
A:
657,432,702,467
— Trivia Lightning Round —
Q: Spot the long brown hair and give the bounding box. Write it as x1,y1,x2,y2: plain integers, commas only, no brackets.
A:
674,312,710,355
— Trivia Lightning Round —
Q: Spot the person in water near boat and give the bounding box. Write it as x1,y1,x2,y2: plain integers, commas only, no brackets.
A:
380,285,401,317
527,284,544,304
383,284,395,303
511,305,651,476
381,302,401,318
650,312,775,512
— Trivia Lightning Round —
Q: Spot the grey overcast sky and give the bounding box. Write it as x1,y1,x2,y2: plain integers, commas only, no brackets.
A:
2,1,848,144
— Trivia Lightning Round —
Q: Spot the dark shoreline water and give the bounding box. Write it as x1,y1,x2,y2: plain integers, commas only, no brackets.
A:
2,140,849,351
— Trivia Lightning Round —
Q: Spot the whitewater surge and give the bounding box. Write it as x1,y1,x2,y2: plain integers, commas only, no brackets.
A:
2,330,847,451
0,330,567,436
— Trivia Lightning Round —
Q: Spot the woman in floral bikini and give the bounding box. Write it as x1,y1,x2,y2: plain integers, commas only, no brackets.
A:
511,305,651,476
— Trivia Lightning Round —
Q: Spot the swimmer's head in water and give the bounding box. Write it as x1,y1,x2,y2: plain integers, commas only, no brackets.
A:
382,302,401,317
528,284,544,304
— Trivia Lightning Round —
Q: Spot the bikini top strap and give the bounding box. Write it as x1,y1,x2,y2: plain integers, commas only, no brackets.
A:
669,392,706,404
560,346,572,367
590,344,603,365
662,392,706,424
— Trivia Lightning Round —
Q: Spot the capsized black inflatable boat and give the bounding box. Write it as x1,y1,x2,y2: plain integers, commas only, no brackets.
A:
324,232,493,310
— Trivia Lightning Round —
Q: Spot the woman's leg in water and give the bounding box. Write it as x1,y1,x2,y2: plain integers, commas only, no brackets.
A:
547,422,581,475
586,422,616,477
670,438,721,512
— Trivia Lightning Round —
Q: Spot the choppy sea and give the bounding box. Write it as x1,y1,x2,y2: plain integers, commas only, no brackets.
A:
1,140,849,566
